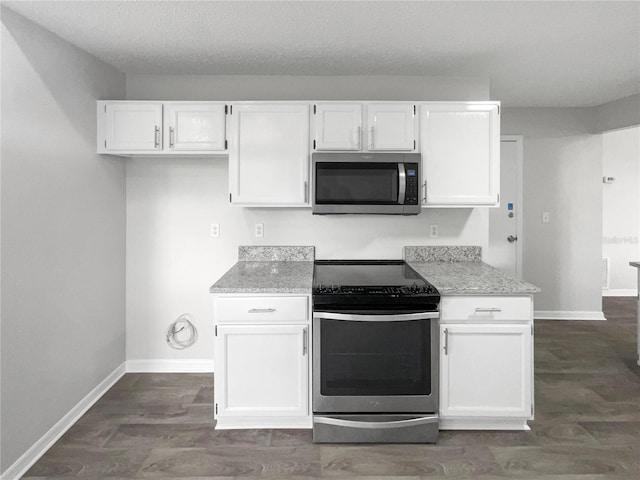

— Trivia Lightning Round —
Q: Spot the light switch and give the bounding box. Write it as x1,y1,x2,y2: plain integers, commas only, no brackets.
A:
210,224,219,238
255,223,264,238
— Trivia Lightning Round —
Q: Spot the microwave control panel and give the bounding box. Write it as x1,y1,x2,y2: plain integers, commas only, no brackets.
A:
405,164,419,205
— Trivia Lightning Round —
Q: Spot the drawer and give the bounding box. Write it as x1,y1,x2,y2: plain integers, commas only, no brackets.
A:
215,296,308,323
441,296,532,323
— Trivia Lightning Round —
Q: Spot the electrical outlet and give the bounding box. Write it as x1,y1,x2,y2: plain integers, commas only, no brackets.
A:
255,223,264,238
210,224,219,238
429,224,439,238
542,212,550,223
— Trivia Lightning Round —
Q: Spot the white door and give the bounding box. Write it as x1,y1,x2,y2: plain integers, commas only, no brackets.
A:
105,103,163,151
367,103,416,151
229,104,310,205
165,103,226,151
440,323,532,418
314,103,362,151
422,103,500,206
215,324,309,418
487,137,523,277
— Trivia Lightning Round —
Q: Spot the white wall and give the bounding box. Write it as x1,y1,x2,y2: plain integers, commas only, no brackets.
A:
125,75,491,362
594,94,640,133
502,108,603,316
602,126,640,294
1,8,126,472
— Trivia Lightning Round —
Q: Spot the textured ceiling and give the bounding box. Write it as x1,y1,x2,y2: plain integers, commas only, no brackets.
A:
3,1,639,107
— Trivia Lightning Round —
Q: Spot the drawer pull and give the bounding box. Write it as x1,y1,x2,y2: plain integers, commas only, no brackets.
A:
248,308,276,314
474,307,502,313
443,328,449,355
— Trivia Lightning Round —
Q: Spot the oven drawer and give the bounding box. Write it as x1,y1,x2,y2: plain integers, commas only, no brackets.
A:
215,296,308,323
441,296,532,323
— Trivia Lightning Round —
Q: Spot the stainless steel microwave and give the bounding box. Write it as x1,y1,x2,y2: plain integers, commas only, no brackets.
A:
312,153,421,215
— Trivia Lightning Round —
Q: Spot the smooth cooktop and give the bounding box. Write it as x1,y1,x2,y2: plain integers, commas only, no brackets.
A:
313,260,438,296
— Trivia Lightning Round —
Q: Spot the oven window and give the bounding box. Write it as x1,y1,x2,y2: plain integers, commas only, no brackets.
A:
315,162,399,204
320,319,431,396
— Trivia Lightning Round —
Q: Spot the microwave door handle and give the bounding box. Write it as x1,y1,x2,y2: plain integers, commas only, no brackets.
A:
398,163,406,204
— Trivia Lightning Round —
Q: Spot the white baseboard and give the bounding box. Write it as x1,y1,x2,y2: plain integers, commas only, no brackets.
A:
1,362,126,480
126,359,215,373
534,310,606,321
602,289,637,297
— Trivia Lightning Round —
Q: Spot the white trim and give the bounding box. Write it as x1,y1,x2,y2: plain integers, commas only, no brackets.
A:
602,289,637,297
440,417,530,431
126,359,215,373
1,363,126,480
215,416,312,429
534,310,607,321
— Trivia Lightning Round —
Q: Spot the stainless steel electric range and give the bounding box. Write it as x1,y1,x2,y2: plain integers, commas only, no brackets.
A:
312,260,441,443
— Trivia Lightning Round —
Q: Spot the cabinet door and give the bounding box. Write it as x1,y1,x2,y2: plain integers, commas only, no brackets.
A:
314,103,362,151
104,103,163,151
367,103,416,151
440,323,532,418
165,103,226,151
229,104,310,205
215,324,309,418
422,103,500,206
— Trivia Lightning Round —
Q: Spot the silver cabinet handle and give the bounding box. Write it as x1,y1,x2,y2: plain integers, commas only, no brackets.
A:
475,307,502,313
302,327,308,356
422,181,427,203
154,125,160,148
356,125,362,148
443,328,449,355
314,311,439,322
314,416,438,429
370,126,375,149
248,308,276,314
304,181,308,203
169,126,175,148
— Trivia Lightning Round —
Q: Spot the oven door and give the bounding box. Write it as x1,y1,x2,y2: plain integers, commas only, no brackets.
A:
312,311,439,413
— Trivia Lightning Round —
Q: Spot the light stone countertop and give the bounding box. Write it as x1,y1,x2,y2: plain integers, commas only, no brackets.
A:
210,261,314,294
408,261,541,295
210,245,539,296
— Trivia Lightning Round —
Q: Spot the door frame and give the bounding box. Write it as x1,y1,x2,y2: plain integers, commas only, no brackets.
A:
499,135,524,279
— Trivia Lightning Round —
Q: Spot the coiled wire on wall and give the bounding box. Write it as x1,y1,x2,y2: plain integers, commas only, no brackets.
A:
166,314,198,350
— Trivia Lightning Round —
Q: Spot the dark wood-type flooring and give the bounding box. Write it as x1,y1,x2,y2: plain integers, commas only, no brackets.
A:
23,297,640,479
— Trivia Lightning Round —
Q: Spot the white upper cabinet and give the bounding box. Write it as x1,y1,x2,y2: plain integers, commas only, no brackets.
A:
164,103,226,151
98,101,227,155
103,102,163,152
229,103,310,206
421,102,500,207
367,103,416,151
314,103,363,151
312,103,417,152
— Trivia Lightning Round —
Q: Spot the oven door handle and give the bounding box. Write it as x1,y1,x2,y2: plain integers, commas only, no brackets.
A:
314,416,438,429
313,311,439,322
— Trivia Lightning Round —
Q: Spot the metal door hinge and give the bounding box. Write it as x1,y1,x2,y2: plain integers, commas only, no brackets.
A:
413,140,416,150
413,105,416,115
497,105,500,115
229,193,232,203
229,105,233,115
224,140,228,150
104,140,107,148
104,105,107,112
497,193,500,204
215,403,218,414
225,105,228,114
313,139,316,149
313,104,316,114
215,325,218,336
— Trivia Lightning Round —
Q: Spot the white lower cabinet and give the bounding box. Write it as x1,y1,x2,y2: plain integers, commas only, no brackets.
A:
213,295,311,429
439,296,534,430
